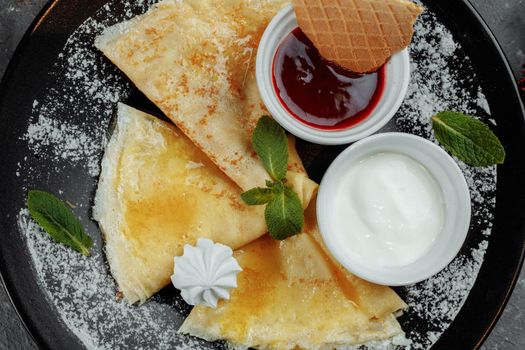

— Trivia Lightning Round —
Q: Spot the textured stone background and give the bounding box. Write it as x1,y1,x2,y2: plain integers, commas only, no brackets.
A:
0,0,524,349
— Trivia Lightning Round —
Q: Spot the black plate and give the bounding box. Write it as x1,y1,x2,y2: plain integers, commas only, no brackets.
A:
0,0,524,349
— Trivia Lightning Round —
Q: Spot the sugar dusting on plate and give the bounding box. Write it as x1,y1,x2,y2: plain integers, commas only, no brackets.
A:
16,1,496,349
394,6,497,349
17,1,220,349
18,209,203,350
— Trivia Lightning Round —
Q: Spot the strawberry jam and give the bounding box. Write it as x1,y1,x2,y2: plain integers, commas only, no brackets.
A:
273,28,386,130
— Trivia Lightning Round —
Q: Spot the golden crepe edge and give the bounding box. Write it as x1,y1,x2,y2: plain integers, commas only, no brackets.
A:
93,103,146,303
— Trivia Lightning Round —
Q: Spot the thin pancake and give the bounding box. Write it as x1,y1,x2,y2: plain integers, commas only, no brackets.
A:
93,104,310,303
179,192,407,349
95,0,317,207
179,232,407,349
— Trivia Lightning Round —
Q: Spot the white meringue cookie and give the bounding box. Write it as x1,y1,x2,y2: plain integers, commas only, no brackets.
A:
171,238,242,308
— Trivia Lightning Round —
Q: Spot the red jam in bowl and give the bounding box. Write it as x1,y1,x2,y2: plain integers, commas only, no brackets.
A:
273,28,386,130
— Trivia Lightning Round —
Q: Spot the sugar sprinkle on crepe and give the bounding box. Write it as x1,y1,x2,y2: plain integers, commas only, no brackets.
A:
16,1,495,349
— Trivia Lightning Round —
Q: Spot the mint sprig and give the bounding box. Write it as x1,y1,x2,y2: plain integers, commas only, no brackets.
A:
27,190,93,256
241,116,304,240
252,115,289,181
432,111,505,167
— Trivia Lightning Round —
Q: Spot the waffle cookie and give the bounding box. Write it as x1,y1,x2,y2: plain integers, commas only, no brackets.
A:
293,0,423,73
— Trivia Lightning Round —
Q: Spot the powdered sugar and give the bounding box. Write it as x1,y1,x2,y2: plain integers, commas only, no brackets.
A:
21,16,130,178
25,114,104,177
15,1,497,350
393,8,497,349
18,209,207,350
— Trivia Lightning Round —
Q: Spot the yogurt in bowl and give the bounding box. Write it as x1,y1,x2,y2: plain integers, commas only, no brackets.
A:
256,4,411,145
316,133,471,286
334,152,446,268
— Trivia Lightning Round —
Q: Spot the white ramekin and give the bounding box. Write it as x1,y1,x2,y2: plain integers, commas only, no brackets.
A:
316,133,472,286
256,5,411,145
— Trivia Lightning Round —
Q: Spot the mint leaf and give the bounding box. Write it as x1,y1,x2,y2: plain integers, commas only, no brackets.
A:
241,187,274,205
432,111,505,167
27,190,93,256
252,116,289,181
265,186,304,240
242,115,304,241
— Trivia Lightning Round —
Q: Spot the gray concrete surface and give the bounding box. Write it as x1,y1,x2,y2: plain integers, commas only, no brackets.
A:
0,0,524,349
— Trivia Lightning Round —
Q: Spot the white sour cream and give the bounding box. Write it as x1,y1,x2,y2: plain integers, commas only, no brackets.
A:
332,152,445,268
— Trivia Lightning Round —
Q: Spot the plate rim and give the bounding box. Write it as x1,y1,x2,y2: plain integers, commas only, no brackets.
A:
0,1,61,348
0,0,523,349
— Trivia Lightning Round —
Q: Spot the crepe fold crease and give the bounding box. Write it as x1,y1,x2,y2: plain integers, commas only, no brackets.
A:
95,0,317,208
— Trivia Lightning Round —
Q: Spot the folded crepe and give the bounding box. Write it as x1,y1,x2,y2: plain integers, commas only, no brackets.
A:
95,0,317,208
94,105,407,347
94,1,408,346
93,104,311,303
180,212,407,349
